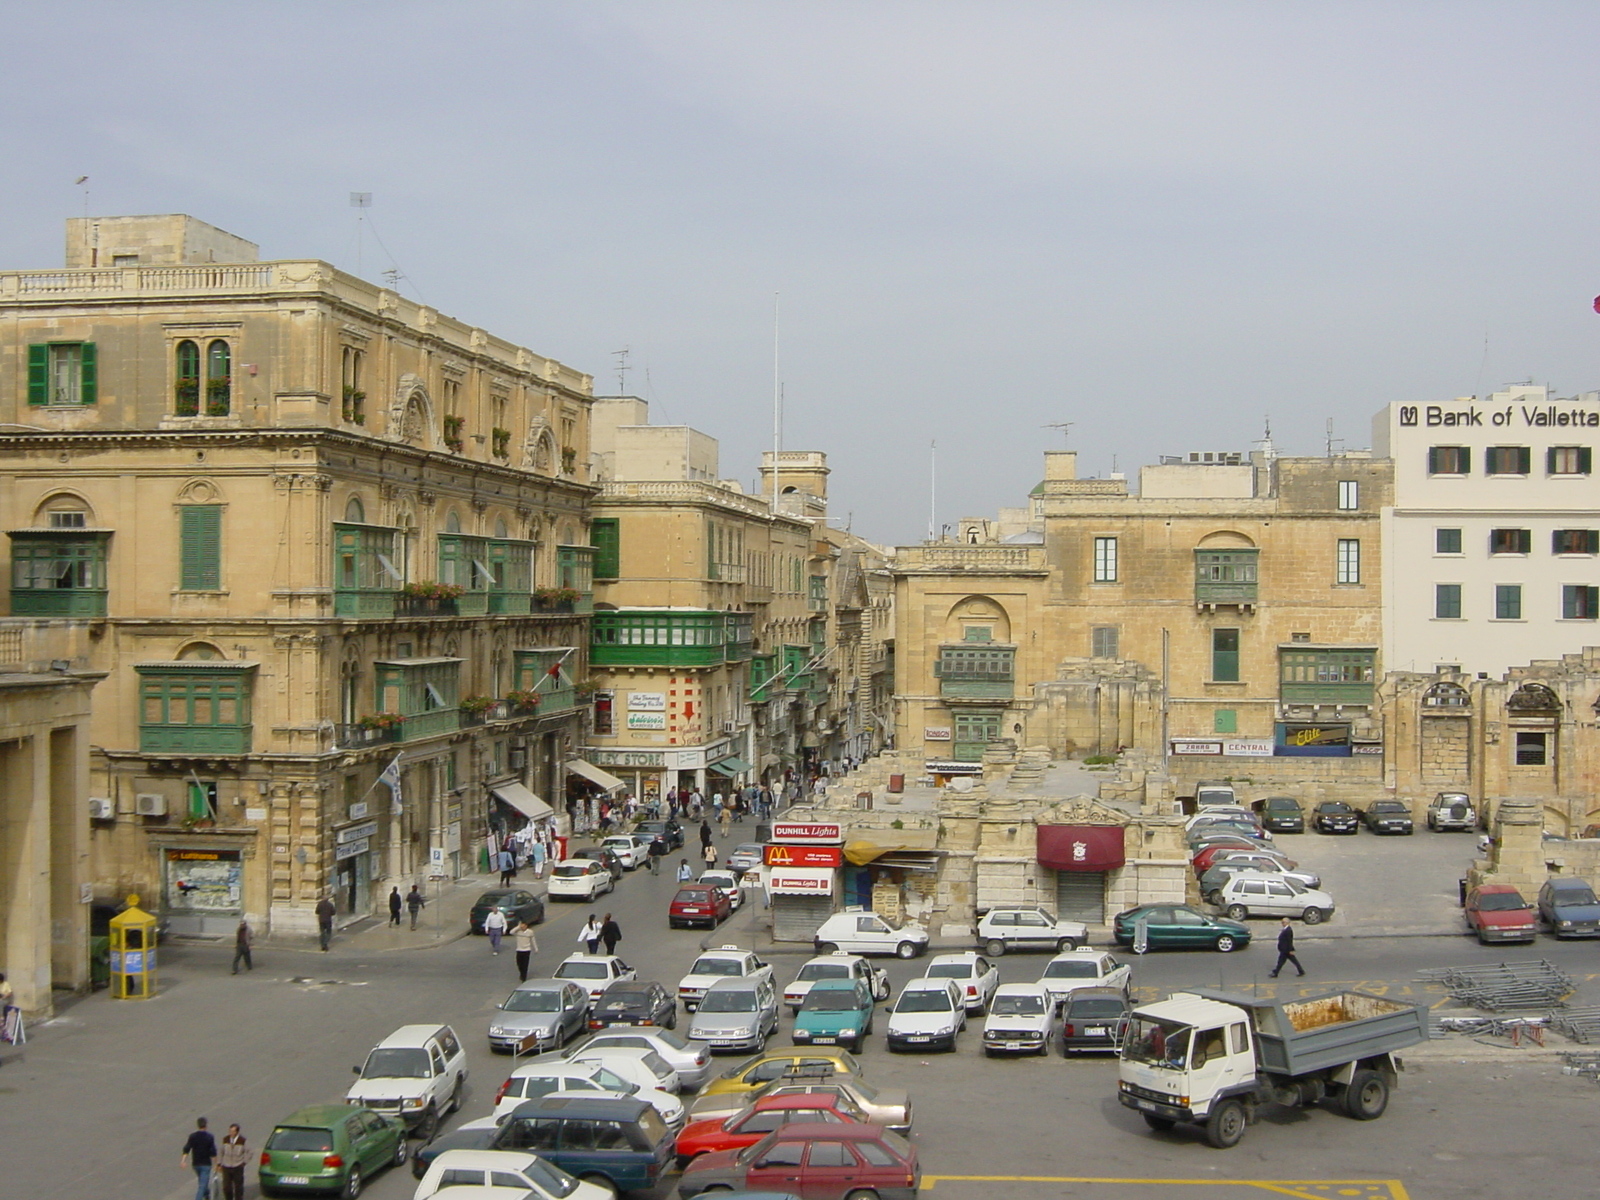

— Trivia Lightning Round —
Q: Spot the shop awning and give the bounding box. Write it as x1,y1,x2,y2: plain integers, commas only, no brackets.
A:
1037,824,1127,872
842,840,945,871
708,756,754,777
490,782,554,822
566,758,626,792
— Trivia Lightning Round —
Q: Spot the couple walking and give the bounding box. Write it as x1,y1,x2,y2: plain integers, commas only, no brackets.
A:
180,1118,249,1200
579,913,623,956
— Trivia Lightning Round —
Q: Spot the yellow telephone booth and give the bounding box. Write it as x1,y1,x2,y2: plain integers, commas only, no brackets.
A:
108,894,158,1000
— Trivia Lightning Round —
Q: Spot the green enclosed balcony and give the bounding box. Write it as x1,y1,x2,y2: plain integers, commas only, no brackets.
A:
935,645,1015,703
487,539,534,614
1279,646,1376,706
725,612,754,661
592,610,743,668
9,529,111,617
514,647,579,714
374,657,462,741
1195,549,1258,609
750,654,779,703
333,522,400,617
137,662,255,754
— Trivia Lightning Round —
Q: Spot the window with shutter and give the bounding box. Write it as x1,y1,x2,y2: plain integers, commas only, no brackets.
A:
1552,529,1599,555
591,518,620,579
1428,446,1470,475
1548,446,1592,476
27,342,96,405
179,505,223,590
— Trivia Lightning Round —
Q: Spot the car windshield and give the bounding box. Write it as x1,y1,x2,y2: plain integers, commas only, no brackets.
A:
925,964,970,980
504,989,562,1012
553,864,589,877
1557,886,1600,906
894,989,952,1013
1371,803,1406,814
690,958,744,976
801,989,861,1013
701,990,758,1013
1043,960,1100,979
1476,892,1529,911
798,962,851,982
1320,803,1353,814
991,994,1046,1016
1123,1019,1192,1068
266,1127,333,1153
674,889,709,904
360,1048,430,1078
1069,998,1128,1018
475,892,512,907
557,962,610,979
523,1158,580,1198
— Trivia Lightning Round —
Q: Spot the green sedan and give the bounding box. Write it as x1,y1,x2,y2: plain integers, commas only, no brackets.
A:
259,1104,408,1198
1112,904,1251,953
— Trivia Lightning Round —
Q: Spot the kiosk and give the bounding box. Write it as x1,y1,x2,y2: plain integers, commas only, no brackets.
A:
108,894,158,1000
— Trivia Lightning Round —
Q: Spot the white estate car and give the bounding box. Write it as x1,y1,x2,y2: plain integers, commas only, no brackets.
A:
563,1029,714,1091
981,982,1058,1056
677,946,774,1011
485,1057,684,1130
885,978,965,1052
546,859,615,902
975,906,1088,956
552,954,636,1003
1036,949,1132,1009
783,952,891,1012
922,952,1001,1015
813,908,930,959
1215,874,1336,924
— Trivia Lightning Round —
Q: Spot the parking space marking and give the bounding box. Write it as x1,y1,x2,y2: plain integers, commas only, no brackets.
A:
924,1176,1409,1200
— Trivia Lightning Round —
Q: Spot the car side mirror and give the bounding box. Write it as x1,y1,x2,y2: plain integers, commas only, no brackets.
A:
352,1065,361,1075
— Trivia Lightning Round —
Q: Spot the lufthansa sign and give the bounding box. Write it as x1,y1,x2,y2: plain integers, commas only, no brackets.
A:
770,821,844,845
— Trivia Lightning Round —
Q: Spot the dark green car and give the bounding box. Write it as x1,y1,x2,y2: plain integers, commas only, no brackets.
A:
1111,904,1252,953
259,1104,408,1198
791,977,876,1052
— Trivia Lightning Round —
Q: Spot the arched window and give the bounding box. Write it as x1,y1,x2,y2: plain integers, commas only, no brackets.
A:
205,340,232,415
345,496,365,524
174,341,200,415
444,511,462,534
1422,681,1470,708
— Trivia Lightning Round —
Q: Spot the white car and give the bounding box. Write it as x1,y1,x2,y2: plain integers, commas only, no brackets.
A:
412,1149,610,1200
552,954,636,1003
975,906,1087,956
1216,874,1336,924
484,1057,684,1130
563,1029,713,1091
922,952,1001,1015
885,978,965,1052
346,1023,468,1138
1183,805,1259,832
698,870,743,911
1037,949,1132,1009
783,953,891,1012
601,835,650,870
981,982,1058,1056
546,859,615,901
568,1044,681,1094
677,946,774,1011
813,908,930,959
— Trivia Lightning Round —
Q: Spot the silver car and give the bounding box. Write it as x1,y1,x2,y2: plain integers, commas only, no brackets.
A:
687,976,780,1053
488,979,592,1054
564,1029,714,1091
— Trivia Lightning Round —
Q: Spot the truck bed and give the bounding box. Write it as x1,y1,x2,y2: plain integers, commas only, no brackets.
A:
1188,988,1428,1077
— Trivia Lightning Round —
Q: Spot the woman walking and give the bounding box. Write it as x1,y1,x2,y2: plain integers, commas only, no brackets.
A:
600,913,622,956
511,919,539,982
579,914,602,955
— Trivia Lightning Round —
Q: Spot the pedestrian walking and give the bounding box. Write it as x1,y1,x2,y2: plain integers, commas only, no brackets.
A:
699,820,713,850
483,906,508,954
180,1117,218,1200
647,834,667,874
405,884,426,930
1269,917,1306,978
498,848,517,886
512,920,539,982
676,859,693,883
719,806,732,837
315,894,336,952
580,914,602,955
387,887,403,926
531,839,547,879
600,913,622,956
216,1125,249,1200
231,919,253,974
702,842,718,870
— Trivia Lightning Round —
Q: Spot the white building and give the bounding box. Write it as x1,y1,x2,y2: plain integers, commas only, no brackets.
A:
1375,384,1600,676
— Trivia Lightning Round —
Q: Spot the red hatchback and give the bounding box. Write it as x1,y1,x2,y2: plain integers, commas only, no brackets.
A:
670,884,732,929
674,1092,862,1168
678,1122,919,1200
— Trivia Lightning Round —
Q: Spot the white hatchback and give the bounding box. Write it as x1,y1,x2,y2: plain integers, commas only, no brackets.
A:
981,983,1058,1056
813,908,930,959
922,952,1001,1015
885,978,965,1052
601,835,650,870
1036,950,1132,1009
546,859,614,902
552,954,636,1003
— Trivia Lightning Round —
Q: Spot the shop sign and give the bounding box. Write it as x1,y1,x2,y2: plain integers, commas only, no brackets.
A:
771,821,844,844
626,712,667,730
590,750,666,768
769,867,835,895
1276,722,1352,757
1171,739,1223,756
165,848,242,913
628,692,667,711
335,838,370,861
924,726,952,741
347,802,369,820
765,844,843,868
1352,743,1384,755
1222,739,1274,758
337,820,378,844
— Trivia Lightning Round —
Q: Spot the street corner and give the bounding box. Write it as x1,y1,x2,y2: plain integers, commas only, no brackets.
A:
924,1176,1411,1200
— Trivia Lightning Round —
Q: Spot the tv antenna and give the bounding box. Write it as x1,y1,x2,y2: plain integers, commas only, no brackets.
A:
350,192,371,275
74,176,90,220
1325,418,1345,458
1044,421,1074,446
613,347,631,396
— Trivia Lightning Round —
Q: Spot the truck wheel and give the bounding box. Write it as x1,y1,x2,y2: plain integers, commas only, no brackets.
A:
1142,1113,1176,1132
1214,934,1239,953
1205,890,1223,906
1225,904,1248,921
1204,1098,1246,1148
1343,1069,1389,1120
1302,907,1324,925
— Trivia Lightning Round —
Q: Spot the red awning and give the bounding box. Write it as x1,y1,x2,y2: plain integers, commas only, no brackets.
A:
1037,825,1126,872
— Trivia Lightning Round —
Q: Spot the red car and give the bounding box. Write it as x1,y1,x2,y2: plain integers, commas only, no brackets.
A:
670,884,732,929
1464,884,1538,945
674,1092,862,1168
1192,841,1294,875
677,1122,919,1200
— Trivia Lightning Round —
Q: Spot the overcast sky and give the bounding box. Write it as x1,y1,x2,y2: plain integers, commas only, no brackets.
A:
6,2,1600,544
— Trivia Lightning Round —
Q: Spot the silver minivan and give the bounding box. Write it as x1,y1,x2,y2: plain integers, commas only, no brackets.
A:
686,976,779,1053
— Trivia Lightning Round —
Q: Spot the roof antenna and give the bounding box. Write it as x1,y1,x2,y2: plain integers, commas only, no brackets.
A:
1044,421,1074,446
613,347,630,396
349,192,371,275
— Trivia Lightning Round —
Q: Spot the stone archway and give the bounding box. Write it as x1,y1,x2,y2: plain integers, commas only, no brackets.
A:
388,374,437,449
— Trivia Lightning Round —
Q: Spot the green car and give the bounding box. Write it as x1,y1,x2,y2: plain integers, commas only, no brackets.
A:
791,977,877,1052
259,1104,408,1198
1111,904,1252,953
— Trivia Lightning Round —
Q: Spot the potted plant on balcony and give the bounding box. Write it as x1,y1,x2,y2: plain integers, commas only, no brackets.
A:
506,688,542,713
205,375,232,415
400,580,465,614
442,414,466,452
174,378,200,416
460,694,496,718
358,712,404,733
534,586,581,612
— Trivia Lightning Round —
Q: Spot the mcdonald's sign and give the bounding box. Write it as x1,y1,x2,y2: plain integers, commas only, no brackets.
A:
764,844,842,868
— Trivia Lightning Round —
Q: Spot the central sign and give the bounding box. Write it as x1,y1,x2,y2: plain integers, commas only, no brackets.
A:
770,821,844,844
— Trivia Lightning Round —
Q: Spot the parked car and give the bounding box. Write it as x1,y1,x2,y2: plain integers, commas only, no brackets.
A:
570,846,625,880
560,1029,714,1092
791,977,876,1052
345,1024,467,1139
412,1149,608,1200
885,977,966,1052
975,905,1087,955
1362,800,1415,835
1189,837,1274,870
673,1092,865,1169
726,843,765,876
687,1075,911,1133
783,952,890,1012
1215,874,1336,924
1193,781,1239,808
488,979,592,1054
1036,949,1131,1009
981,982,1057,1056
698,869,744,911
1538,877,1600,938
258,1104,408,1198
553,954,637,1003
566,1045,685,1107
670,884,732,929
634,819,684,851
547,859,615,902
813,908,930,959
488,1058,660,1120
1059,987,1133,1056
469,888,546,935
678,947,774,1011
1185,807,1264,834
1112,904,1252,953
677,1123,919,1200
601,834,651,870
1252,796,1306,833
1427,792,1477,832
1186,822,1270,847
922,952,1001,1014
1464,884,1538,944
1192,841,1297,875
590,980,678,1031
1200,863,1321,903
1311,800,1360,834
699,1048,863,1099
688,976,781,1054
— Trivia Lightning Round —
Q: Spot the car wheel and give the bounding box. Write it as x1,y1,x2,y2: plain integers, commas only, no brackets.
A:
818,942,839,954
392,1135,409,1169
986,938,1007,957
1342,1069,1389,1119
1302,907,1325,925
414,1105,438,1142
701,1188,734,1194
342,1164,363,1200
448,1076,463,1114
1204,1097,1247,1148
1142,1112,1176,1132
844,1190,881,1200
580,1174,619,1200
1225,904,1248,921
1215,934,1238,953
873,977,890,1002
1058,937,1083,952
895,941,918,959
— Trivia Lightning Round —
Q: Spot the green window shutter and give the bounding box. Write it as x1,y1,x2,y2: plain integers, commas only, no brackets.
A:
1583,448,1594,475
591,518,619,579
180,505,222,590
26,345,48,404
1213,709,1237,734
79,342,97,404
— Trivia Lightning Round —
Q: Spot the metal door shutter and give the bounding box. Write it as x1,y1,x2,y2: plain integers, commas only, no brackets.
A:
1055,870,1106,924
772,894,835,943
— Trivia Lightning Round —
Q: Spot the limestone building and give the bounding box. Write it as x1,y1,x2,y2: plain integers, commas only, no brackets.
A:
0,215,597,936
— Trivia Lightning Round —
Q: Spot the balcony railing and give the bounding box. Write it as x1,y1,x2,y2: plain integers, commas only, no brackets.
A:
940,679,1015,702
399,709,460,741
489,591,533,615
10,588,107,617
140,725,252,754
897,545,1049,571
334,588,397,618
335,723,401,749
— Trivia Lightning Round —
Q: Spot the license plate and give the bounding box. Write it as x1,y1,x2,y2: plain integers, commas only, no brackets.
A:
279,1177,311,1186
711,1038,738,1046
811,1036,836,1044
907,1035,930,1043
1133,1099,1158,1113
1086,1026,1107,1036
682,908,702,914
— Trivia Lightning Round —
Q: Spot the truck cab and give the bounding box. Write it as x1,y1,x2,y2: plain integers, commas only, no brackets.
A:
1118,995,1255,1134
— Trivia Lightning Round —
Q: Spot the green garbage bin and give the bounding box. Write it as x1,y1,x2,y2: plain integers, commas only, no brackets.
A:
90,935,111,990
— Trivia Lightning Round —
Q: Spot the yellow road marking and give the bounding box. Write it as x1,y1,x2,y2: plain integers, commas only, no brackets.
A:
924,1177,1408,1198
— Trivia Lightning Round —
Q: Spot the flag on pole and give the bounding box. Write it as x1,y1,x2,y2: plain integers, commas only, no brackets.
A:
379,754,404,815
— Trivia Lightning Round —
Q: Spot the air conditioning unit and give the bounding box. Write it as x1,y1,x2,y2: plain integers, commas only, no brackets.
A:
135,793,168,817
87,797,114,820
722,721,739,734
